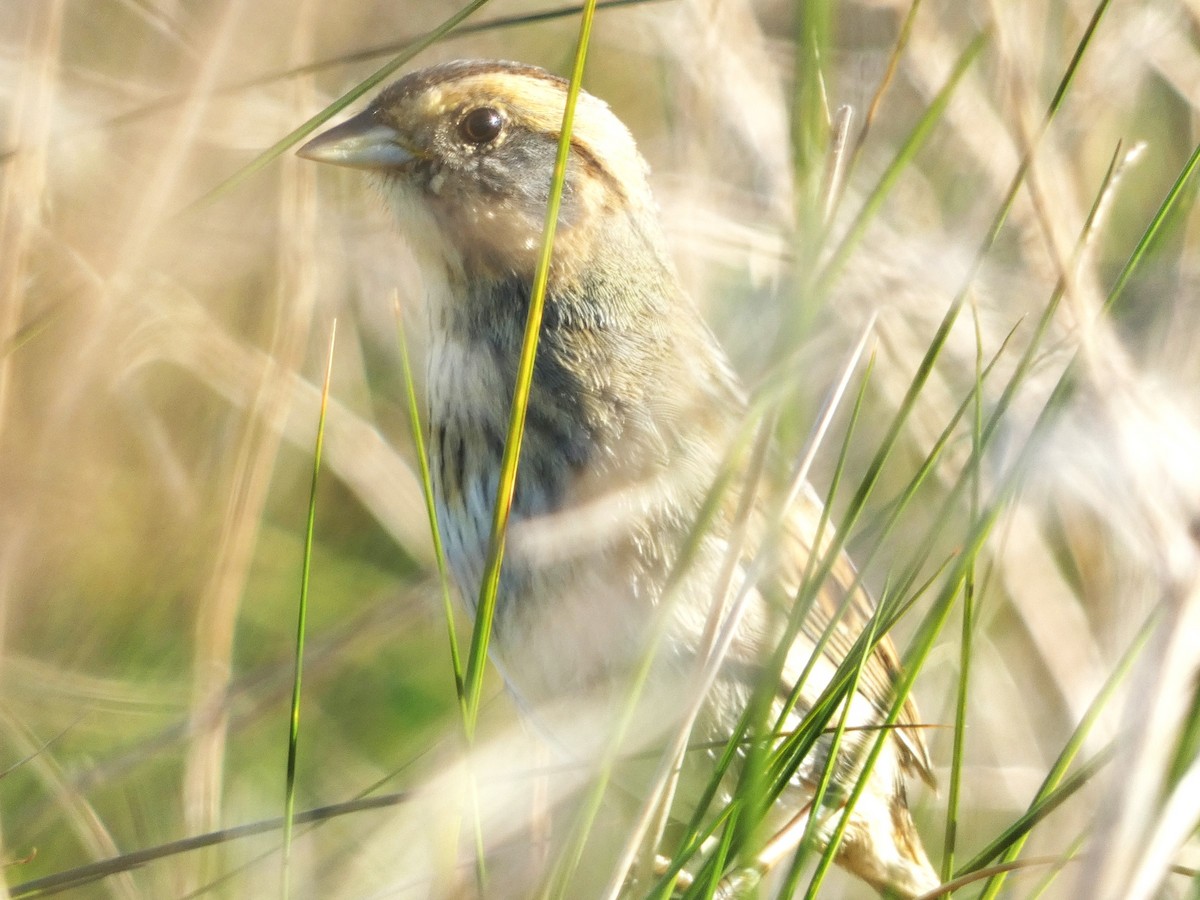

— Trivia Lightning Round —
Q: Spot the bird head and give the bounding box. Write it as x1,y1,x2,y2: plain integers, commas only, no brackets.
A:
297,59,660,283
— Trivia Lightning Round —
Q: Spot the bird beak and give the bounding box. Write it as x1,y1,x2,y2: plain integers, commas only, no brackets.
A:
296,110,417,170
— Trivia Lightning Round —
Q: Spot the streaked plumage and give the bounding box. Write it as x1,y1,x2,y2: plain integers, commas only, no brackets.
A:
300,59,938,897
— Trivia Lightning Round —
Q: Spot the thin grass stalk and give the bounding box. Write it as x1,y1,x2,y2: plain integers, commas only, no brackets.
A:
709,317,1016,883
393,296,487,889
282,319,336,896
647,797,739,899
956,746,1113,881
1166,678,1200,789
782,581,887,898
933,855,1083,898
851,0,926,159
763,354,879,802
725,354,876,855
463,0,597,736
197,734,511,900
660,419,784,889
956,121,1200,898
786,0,834,343
1104,137,1200,315
760,322,1013,809
780,559,955,895
763,352,990,809
805,493,1004,894
815,30,988,295
0,307,59,359
680,358,884,891
683,407,782,836
841,126,1200,892
808,311,1018,617
426,5,590,893
648,712,753,898
825,0,1120,472
776,819,816,894
760,137,1021,806
1026,828,1090,900
8,789,423,899
540,51,897,900
801,612,890,900
551,395,764,894
393,297,464,701
1066,137,1200,900
862,143,1134,635
941,308,986,880
589,417,763,898
791,0,833,218
972,610,1159,896
699,807,740,899
603,319,879,898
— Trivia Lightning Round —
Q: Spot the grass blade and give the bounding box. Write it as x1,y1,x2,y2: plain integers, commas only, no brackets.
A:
393,297,464,703
183,0,495,213
282,319,336,896
462,0,598,735
971,612,1158,896
1104,137,1200,315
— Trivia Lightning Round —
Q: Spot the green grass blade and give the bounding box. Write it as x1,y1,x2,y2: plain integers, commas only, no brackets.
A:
698,806,739,899
762,15,1125,852
972,611,1158,896
681,305,1010,888
790,0,832,204
1027,829,1090,900
182,0,495,213
1,306,60,359
393,297,488,889
856,140,1133,640
959,746,1113,879
774,352,876,723
455,7,599,894
941,307,986,880
794,585,885,900
462,0,598,737
749,316,1016,835
647,802,738,899
282,320,337,896
393,297,464,704
8,788,427,898
1105,137,1200,314
1167,677,1200,791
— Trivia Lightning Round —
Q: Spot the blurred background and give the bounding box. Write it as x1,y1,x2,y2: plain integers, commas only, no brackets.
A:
2,0,1199,897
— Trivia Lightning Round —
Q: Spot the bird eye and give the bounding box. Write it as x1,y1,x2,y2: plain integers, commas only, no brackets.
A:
459,106,504,144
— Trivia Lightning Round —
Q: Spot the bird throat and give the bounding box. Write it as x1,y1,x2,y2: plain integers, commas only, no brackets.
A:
424,273,604,620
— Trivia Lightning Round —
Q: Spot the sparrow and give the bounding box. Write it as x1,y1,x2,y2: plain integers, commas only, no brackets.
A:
299,59,939,898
